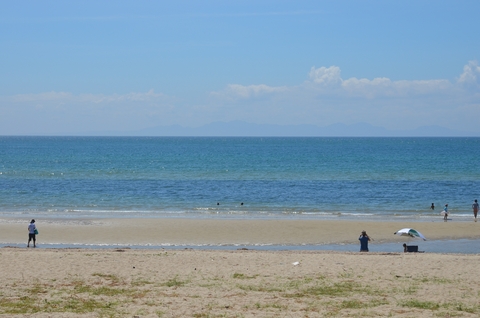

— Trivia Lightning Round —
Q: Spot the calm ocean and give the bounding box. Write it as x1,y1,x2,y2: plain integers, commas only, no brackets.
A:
1,136,479,220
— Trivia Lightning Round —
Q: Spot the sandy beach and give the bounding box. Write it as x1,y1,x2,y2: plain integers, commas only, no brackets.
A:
1,247,480,317
1,218,480,317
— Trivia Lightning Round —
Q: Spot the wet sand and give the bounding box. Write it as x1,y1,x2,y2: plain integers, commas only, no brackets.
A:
1,217,480,247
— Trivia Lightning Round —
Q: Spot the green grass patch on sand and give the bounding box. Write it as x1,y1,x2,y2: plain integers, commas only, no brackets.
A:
400,299,440,310
233,272,257,279
286,280,370,298
163,275,188,287
0,295,117,315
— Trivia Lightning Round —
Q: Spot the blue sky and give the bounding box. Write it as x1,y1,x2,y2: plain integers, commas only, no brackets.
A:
1,0,479,135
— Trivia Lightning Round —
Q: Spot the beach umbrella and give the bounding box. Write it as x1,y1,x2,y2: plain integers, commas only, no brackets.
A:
394,228,427,241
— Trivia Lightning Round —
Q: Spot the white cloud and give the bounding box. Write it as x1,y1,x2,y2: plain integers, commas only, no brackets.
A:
341,77,392,98
457,60,480,85
308,66,342,84
306,66,454,98
213,64,459,101
341,77,452,98
217,62,468,101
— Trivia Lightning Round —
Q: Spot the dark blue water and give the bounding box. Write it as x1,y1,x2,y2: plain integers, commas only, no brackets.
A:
1,136,479,219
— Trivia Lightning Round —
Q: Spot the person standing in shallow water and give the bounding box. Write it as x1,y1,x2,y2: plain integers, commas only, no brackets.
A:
443,204,449,222
27,219,36,248
359,230,371,252
431,203,435,210
473,200,479,222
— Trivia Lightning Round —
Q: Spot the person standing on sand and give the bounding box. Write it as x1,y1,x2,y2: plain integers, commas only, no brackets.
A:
473,200,479,222
443,204,448,222
359,230,371,252
27,219,37,248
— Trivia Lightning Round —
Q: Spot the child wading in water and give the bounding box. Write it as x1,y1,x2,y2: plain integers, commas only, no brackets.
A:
443,204,448,222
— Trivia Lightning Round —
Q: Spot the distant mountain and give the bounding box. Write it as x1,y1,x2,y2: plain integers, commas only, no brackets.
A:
110,121,477,137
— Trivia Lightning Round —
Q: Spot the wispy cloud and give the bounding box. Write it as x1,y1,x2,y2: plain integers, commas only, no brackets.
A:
187,10,325,18
0,10,325,24
5,89,167,104
0,16,126,24
0,89,176,134
211,84,287,100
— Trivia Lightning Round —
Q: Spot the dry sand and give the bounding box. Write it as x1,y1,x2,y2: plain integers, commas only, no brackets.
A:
1,218,480,317
1,248,480,317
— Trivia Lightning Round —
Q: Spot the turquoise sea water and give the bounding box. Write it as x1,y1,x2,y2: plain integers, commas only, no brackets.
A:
1,136,479,220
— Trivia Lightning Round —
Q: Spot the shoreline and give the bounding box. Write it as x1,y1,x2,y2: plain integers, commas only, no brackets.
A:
2,239,480,255
0,210,476,220
1,216,479,248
